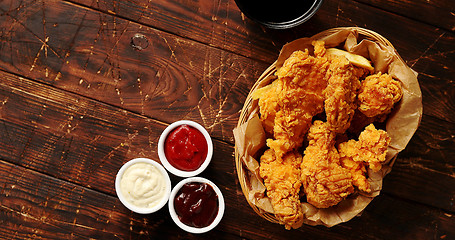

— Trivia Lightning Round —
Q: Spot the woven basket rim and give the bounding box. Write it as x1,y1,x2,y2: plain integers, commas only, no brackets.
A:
235,62,279,222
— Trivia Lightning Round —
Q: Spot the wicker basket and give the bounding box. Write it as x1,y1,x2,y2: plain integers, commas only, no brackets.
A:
235,62,279,223
314,27,393,46
234,27,419,225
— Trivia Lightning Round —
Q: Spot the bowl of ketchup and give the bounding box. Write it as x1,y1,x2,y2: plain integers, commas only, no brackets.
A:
158,120,213,178
168,177,225,233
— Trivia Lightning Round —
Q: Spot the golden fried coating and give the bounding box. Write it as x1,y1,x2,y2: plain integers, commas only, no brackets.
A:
339,124,391,192
267,86,325,159
338,140,370,192
276,44,330,89
255,41,396,219
353,66,371,79
254,80,281,134
323,56,361,133
266,44,330,158
358,72,403,118
259,149,304,229
313,40,327,58
301,121,354,208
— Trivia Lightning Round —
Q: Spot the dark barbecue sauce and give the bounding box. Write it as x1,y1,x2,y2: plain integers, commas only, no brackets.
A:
164,124,208,171
174,182,219,228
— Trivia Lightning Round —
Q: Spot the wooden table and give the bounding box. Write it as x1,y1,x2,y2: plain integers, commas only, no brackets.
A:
0,0,453,239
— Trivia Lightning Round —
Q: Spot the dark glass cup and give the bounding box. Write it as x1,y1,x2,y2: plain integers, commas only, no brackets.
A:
234,0,323,29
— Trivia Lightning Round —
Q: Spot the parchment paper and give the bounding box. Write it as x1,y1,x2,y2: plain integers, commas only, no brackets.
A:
233,28,423,227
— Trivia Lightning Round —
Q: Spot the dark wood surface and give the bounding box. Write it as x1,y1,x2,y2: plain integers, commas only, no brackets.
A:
0,0,453,239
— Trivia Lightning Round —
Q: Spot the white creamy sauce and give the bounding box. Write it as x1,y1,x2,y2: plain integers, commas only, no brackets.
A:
120,162,167,209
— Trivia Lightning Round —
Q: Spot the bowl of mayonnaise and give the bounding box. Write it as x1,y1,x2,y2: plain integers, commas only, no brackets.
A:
115,158,172,214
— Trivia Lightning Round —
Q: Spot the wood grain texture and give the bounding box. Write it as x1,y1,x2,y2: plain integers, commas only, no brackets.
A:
355,0,455,32
68,0,455,66
0,0,453,133
0,159,242,239
0,70,230,196
67,0,455,127
68,0,284,62
0,0,267,143
0,66,453,238
385,115,455,211
0,0,453,238
1,159,454,240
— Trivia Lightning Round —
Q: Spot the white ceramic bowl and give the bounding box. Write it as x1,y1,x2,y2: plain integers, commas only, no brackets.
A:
115,158,172,214
168,177,225,234
158,120,213,178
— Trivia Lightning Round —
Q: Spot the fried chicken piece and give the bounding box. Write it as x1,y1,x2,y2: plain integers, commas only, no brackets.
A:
267,43,330,158
313,39,327,58
277,42,330,89
353,66,371,79
339,124,391,192
254,79,280,134
323,55,361,133
358,72,403,118
259,149,304,229
338,140,370,192
267,86,326,159
301,121,354,208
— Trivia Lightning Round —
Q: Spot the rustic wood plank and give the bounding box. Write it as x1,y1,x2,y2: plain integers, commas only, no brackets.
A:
0,0,453,132
0,159,242,240
0,1,453,219
0,61,453,219
341,195,454,240
66,0,284,63
0,0,453,239
406,34,455,123
0,0,268,143
0,0,453,236
289,0,455,77
0,70,212,196
1,159,453,240
65,0,455,126
67,0,455,66
355,0,455,32
0,0,454,209
383,114,455,212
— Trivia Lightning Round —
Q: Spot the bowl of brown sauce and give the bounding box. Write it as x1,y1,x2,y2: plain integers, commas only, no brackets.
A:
168,177,225,233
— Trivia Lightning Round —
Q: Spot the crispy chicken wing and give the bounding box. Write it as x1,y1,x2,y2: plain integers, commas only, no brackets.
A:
301,121,354,208
338,124,391,192
259,149,304,229
358,72,403,118
266,43,330,158
323,55,361,133
254,79,281,134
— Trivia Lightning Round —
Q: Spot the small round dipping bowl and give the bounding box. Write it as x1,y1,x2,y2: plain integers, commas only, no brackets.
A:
168,177,225,234
158,120,213,178
115,158,171,214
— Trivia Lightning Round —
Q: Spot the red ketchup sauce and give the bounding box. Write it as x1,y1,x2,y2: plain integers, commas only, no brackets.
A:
174,182,219,228
164,124,208,171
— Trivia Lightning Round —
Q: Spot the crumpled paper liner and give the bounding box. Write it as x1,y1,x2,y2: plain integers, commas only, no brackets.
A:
233,27,423,227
